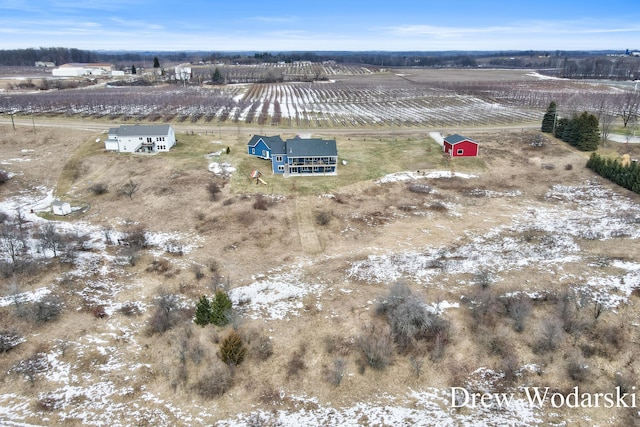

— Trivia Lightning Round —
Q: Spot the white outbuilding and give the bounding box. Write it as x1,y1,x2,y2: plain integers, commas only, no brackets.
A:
51,201,71,216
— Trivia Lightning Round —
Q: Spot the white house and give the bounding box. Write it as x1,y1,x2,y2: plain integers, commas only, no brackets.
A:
51,201,71,216
104,124,176,153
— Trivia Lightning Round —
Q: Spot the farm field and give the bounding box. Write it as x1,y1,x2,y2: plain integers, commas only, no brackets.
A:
1,66,640,426
0,66,621,130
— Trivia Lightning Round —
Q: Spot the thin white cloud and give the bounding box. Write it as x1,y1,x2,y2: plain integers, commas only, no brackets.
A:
109,17,164,31
50,0,138,11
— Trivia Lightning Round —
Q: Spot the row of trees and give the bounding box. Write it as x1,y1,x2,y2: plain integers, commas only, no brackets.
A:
586,153,640,194
541,102,600,151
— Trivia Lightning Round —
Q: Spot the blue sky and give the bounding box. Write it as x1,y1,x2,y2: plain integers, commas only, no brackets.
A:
1,0,639,52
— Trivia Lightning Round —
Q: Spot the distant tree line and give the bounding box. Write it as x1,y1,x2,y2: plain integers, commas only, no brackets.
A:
587,153,640,194
0,48,99,66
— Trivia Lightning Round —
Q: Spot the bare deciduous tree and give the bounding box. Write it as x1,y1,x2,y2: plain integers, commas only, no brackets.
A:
118,179,140,200
617,90,640,128
0,223,26,264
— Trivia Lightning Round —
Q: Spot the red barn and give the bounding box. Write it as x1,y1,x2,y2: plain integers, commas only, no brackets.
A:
443,134,479,157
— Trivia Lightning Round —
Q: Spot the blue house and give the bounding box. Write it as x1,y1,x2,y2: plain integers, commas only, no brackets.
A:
247,135,338,176
246,135,284,159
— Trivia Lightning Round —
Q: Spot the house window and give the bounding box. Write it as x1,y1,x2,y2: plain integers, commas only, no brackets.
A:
252,148,255,154
275,156,282,162
278,165,284,171
262,150,267,157
457,149,464,155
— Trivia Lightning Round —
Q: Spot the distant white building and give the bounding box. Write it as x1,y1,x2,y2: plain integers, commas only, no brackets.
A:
175,64,192,81
104,124,176,153
51,201,71,216
52,63,114,77
35,61,55,67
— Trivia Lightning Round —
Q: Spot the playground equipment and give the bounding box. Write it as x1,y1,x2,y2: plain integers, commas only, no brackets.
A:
251,170,267,185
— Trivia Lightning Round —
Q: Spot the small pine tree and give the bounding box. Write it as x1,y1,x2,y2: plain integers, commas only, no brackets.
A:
131,64,137,75
212,67,224,84
541,101,557,133
194,295,212,326
210,290,233,326
220,330,246,367
153,56,160,69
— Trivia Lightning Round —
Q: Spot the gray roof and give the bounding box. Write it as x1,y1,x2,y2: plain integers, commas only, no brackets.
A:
111,124,173,137
444,134,476,145
285,138,337,157
247,135,284,149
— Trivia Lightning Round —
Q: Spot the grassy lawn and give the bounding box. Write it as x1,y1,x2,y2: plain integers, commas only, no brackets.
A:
59,131,487,198
226,135,486,195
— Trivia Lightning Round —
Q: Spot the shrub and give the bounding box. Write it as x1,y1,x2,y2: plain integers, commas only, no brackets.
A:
245,331,273,361
533,318,563,354
23,295,63,324
15,352,49,385
0,170,10,185
566,352,590,382
504,294,532,332
314,211,332,226
0,329,24,353
219,330,246,367
146,258,171,274
121,224,148,249
252,194,268,211
324,358,346,386
192,365,233,398
376,283,450,355
89,182,108,195
356,323,394,371
119,302,142,317
323,335,352,356
286,346,307,379
147,293,185,335
206,181,221,201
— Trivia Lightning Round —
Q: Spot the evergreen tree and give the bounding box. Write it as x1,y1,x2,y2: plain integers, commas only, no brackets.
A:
219,330,246,367
131,64,137,75
561,116,578,144
212,67,224,84
575,111,600,151
541,101,557,133
555,117,569,139
153,56,160,68
210,290,233,326
194,295,212,326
